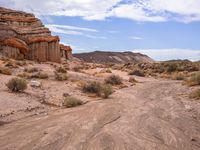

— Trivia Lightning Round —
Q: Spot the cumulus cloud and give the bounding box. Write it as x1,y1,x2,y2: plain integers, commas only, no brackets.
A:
132,49,200,61
1,0,200,22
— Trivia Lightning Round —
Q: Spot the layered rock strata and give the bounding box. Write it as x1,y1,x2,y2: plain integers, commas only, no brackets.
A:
0,7,62,62
60,44,72,60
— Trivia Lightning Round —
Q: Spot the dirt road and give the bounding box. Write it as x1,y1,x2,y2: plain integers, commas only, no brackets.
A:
0,79,200,150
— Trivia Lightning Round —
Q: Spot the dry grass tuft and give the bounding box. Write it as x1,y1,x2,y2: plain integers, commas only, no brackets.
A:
105,75,122,85
0,67,12,75
63,96,83,108
24,67,39,73
128,69,145,77
6,77,27,92
186,72,200,86
54,72,68,81
189,89,200,100
82,81,113,98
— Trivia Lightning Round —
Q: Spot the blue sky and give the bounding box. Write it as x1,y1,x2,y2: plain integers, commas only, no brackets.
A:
1,0,200,61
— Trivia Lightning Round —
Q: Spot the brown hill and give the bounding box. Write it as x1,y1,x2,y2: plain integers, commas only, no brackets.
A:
73,51,154,64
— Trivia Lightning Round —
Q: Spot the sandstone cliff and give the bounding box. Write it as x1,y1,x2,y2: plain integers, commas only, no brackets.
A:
0,7,62,62
60,44,72,60
73,51,154,64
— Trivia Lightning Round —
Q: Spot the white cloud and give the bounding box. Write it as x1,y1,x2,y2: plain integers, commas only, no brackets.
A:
130,36,143,40
132,49,200,61
46,24,97,32
46,24,106,39
46,25,83,35
1,0,200,22
85,34,107,39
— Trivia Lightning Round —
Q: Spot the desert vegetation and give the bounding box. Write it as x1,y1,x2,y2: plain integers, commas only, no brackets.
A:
189,89,200,100
0,67,12,75
105,75,122,85
24,67,39,73
63,96,83,108
186,72,200,86
129,77,137,83
6,77,27,92
128,69,145,77
82,81,113,98
54,72,68,81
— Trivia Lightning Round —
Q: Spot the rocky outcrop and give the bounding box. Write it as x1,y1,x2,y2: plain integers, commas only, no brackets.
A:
73,51,154,64
60,44,72,60
0,7,62,62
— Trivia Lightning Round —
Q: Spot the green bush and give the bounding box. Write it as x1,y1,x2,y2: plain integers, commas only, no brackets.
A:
105,75,122,85
6,77,27,92
63,97,83,108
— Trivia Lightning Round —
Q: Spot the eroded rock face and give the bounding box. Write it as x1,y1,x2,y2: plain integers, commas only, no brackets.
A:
0,7,62,62
60,44,72,60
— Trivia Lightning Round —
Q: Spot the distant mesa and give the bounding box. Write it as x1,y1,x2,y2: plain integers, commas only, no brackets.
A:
0,7,72,62
73,51,154,64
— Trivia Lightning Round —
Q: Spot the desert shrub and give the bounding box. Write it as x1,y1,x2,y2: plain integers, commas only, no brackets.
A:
16,61,27,66
129,77,137,83
100,69,112,73
0,67,12,75
37,72,49,79
29,72,49,79
54,72,68,81
73,66,84,72
128,69,145,77
63,96,83,108
24,67,38,73
82,81,113,98
101,84,113,99
186,72,200,86
105,75,122,85
105,69,112,73
6,77,27,92
17,72,31,79
82,81,102,96
166,63,177,73
56,66,67,73
4,61,18,68
189,89,200,100
172,73,185,80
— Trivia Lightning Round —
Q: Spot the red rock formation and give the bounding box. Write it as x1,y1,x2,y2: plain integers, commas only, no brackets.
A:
60,44,72,60
0,7,63,62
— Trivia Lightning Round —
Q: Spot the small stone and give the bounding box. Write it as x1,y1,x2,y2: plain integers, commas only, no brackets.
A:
44,131,48,134
63,93,70,97
30,80,42,88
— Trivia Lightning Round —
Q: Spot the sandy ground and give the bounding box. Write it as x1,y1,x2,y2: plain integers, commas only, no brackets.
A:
0,61,200,150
